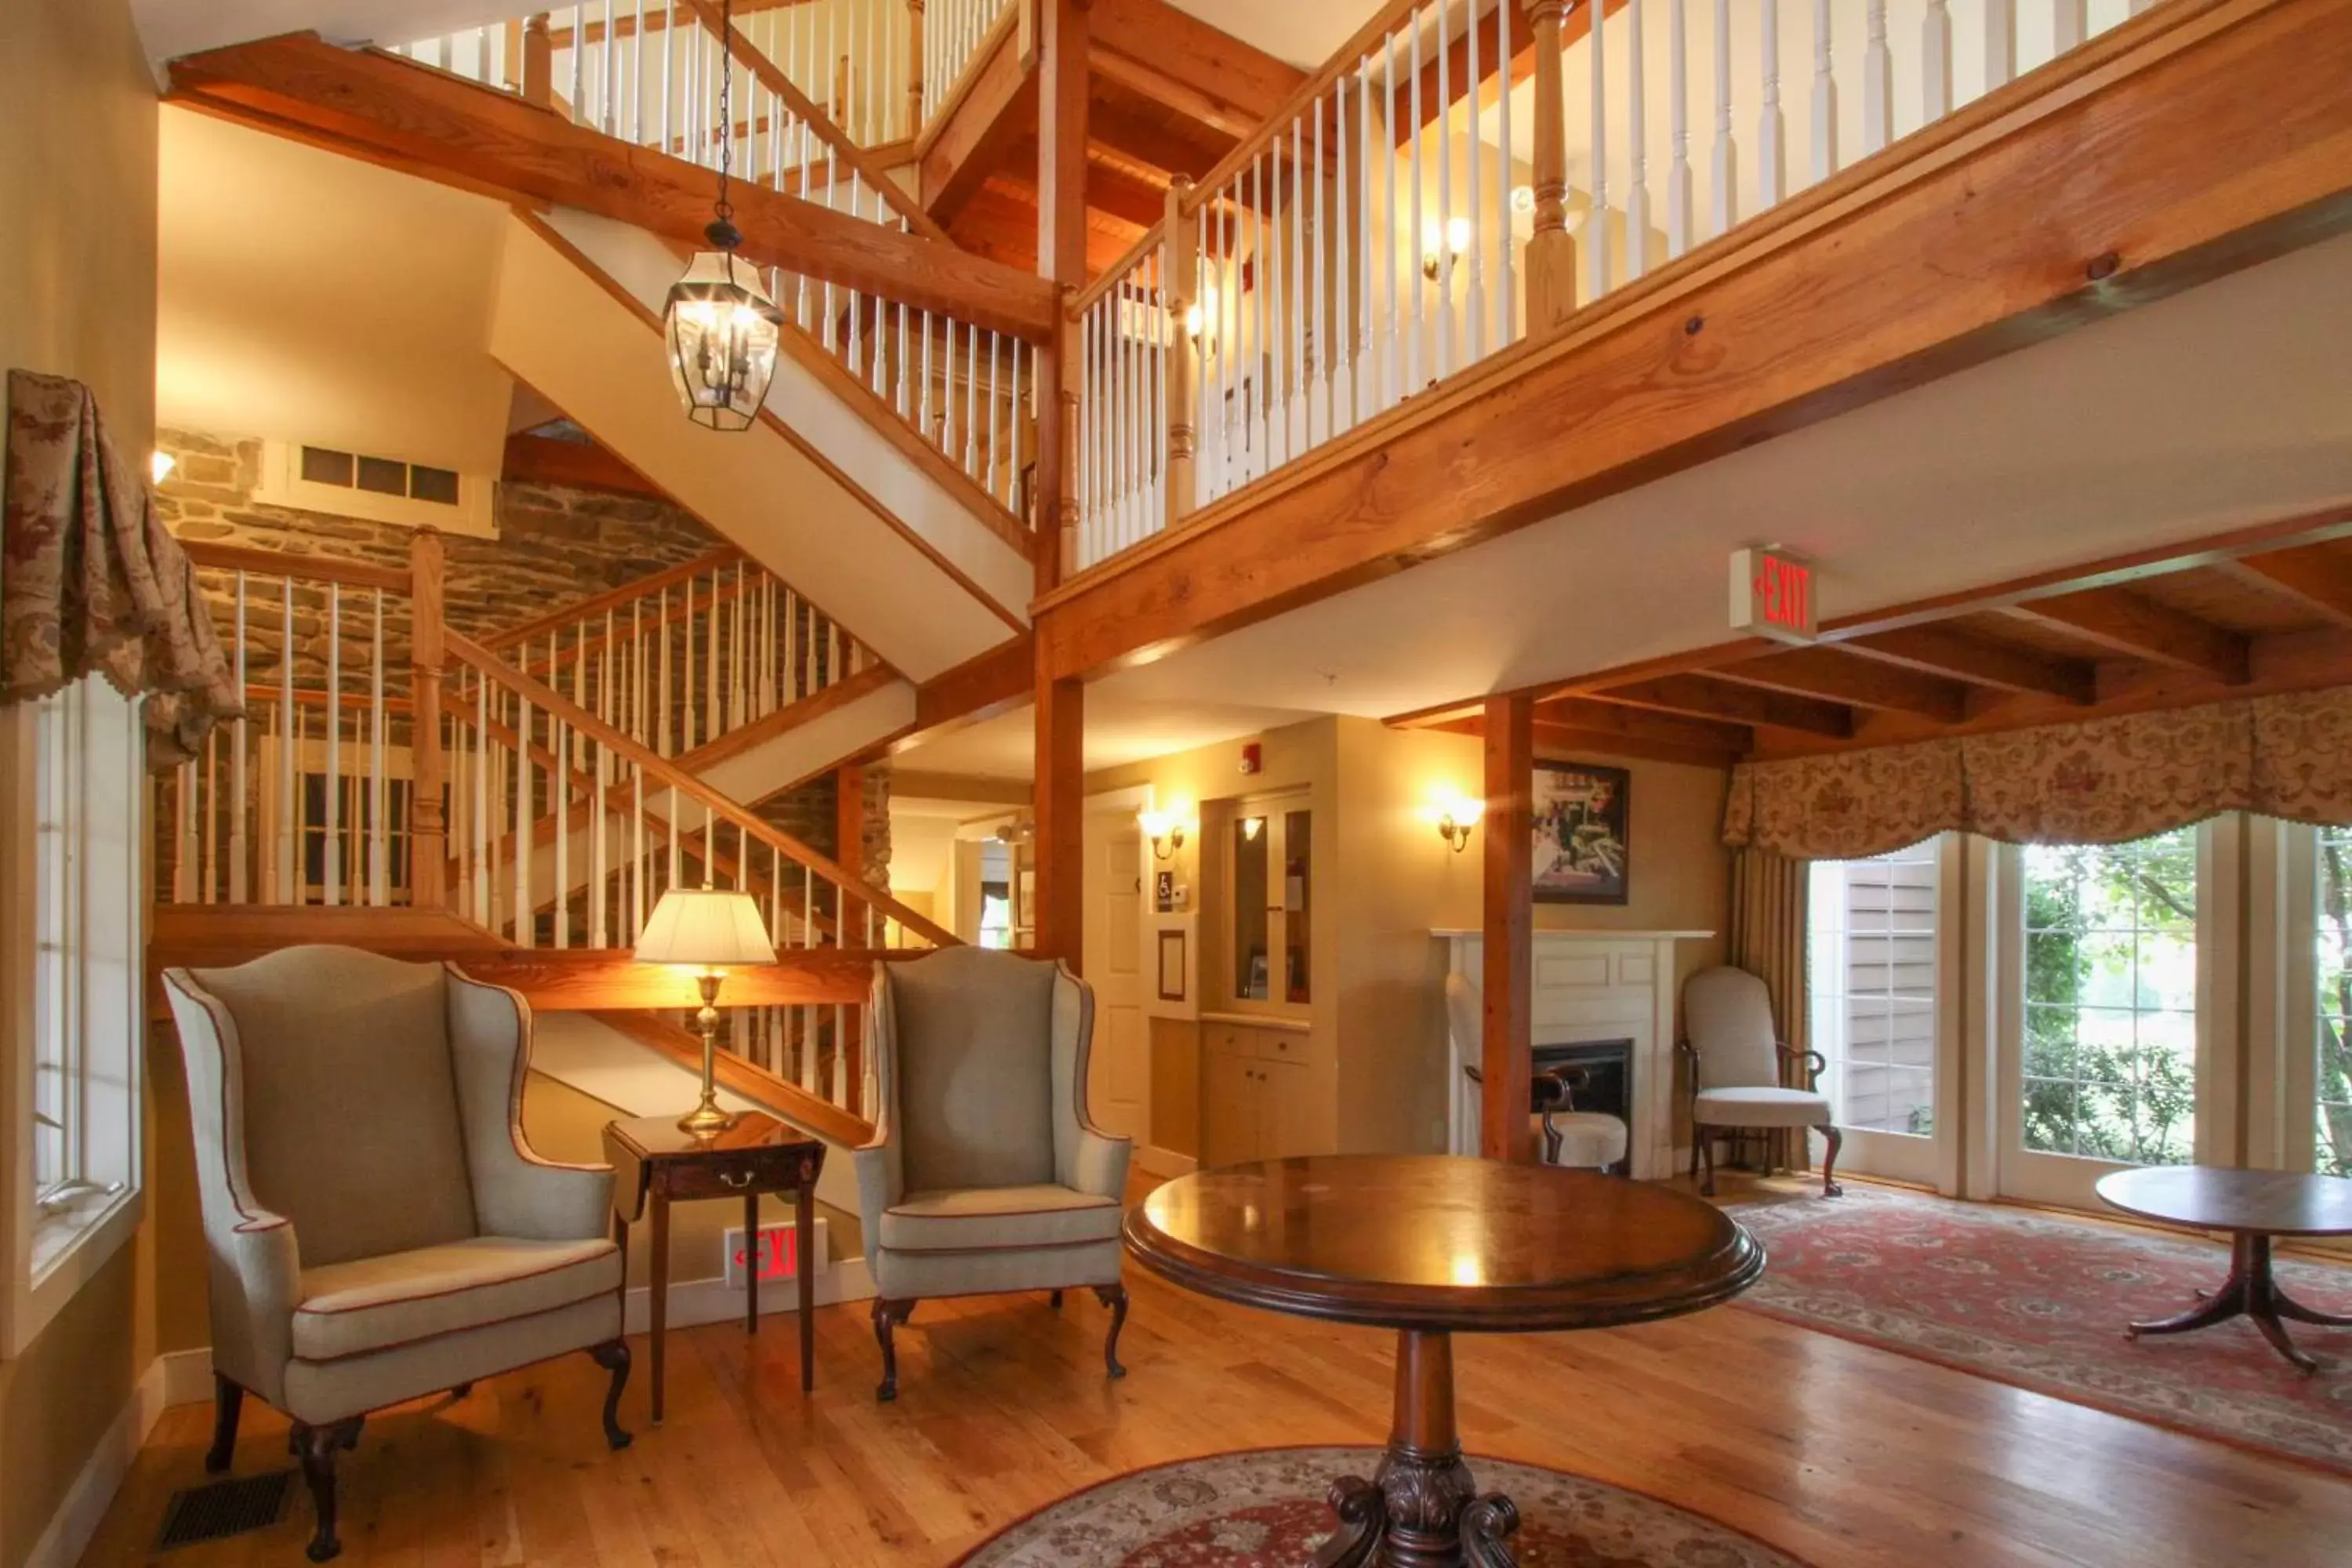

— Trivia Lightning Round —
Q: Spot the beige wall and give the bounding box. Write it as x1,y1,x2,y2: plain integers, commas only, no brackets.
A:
1087,719,1731,1165
0,3,159,1564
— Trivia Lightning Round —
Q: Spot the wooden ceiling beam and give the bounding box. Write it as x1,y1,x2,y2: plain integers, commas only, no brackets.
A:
501,432,665,498
1085,89,1230,181
2008,588,2251,684
1712,648,1971,722
1585,674,1853,738
169,33,1059,343
1088,0,1304,141
1527,721,1741,771
916,16,1034,226
1035,2,2352,681
2215,547,2352,632
1535,696,1753,755
1838,624,2098,703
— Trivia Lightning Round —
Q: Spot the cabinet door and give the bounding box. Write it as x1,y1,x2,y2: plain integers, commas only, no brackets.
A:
1258,1056,1316,1159
1203,1044,1260,1168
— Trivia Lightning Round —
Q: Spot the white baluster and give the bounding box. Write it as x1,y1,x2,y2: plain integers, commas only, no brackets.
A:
198,731,214,903
325,584,341,906
603,0,617,133
369,588,387,906
1810,0,1835,185
1405,17,1422,397
230,572,249,902
278,579,295,903
554,717,570,949
1984,0,2015,94
1436,0,1454,379
1711,0,1736,237
1759,0,1784,209
1863,0,1891,152
1383,31,1401,412
1588,0,1608,300
1922,0,1951,121
474,677,491,919
1626,0,1650,281
572,4,586,126
1668,0,1693,257
514,693,532,946
2053,0,2086,54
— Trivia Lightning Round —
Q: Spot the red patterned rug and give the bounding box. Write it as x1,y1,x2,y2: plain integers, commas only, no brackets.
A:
1730,1182,2352,1474
952,1447,1807,1567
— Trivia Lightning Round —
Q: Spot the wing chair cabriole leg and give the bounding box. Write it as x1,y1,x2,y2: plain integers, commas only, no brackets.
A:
1698,1127,1717,1198
589,1340,634,1450
1094,1283,1130,1379
292,1416,365,1563
205,1375,243,1475
1819,1123,1845,1198
873,1298,917,1402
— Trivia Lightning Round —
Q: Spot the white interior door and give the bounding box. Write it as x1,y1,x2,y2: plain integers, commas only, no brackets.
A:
1082,796,1148,1142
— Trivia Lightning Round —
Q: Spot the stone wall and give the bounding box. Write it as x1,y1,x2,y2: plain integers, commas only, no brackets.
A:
756,770,892,889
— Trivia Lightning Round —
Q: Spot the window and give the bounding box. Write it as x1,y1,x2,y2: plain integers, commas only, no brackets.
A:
1229,799,1310,1007
8,676,145,1354
252,438,494,536
2315,826,2352,1178
1808,839,1940,1136
2020,827,2199,1166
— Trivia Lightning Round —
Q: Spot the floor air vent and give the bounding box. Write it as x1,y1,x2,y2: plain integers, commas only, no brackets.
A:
156,1470,294,1551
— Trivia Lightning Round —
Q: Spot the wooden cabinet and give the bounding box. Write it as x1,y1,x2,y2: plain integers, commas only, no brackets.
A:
1201,1018,1317,1164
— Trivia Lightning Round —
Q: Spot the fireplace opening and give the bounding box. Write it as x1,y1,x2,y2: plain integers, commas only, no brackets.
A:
1533,1039,1634,1125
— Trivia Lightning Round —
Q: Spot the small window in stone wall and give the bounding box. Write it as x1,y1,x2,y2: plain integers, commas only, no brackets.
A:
259,440,495,536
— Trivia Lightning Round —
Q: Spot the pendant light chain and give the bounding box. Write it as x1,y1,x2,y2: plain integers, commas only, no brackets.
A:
712,0,735,234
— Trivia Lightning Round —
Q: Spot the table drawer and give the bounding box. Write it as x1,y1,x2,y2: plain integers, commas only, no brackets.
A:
1254,1028,1306,1064
655,1146,804,1200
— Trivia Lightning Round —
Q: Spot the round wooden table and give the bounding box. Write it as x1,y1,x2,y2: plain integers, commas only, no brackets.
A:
1123,1154,1763,1567
2096,1165,2352,1373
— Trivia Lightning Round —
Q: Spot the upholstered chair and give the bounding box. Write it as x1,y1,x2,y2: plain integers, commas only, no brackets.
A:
855,946,1132,1402
1679,964,1842,1198
1443,974,1629,1171
162,946,631,1563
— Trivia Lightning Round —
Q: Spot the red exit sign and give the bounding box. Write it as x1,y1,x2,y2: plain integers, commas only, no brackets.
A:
1730,547,1817,643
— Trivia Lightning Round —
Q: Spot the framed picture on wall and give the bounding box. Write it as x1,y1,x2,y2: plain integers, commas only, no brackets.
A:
1532,760,1630,905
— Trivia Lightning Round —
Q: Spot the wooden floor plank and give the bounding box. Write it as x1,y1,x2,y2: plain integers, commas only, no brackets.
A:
78,1180,2352,1567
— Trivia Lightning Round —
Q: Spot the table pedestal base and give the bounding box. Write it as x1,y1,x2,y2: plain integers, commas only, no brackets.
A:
1316,1331,1519,1568
2128,1232,2352,1374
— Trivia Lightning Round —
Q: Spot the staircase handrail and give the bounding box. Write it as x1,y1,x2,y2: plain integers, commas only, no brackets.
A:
482,545,747,652
445,630,960,948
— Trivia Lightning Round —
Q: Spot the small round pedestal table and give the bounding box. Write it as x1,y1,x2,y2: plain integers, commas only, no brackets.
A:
1123,1154,1764,1567
2096,1165,2352,1373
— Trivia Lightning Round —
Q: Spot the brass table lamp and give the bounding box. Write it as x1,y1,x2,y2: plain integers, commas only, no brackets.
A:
633,887,777,1135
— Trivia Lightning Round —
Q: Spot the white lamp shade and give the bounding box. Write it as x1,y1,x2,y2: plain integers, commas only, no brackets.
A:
633,888,776,968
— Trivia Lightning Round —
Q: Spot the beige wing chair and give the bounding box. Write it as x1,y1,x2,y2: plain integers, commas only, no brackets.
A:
1443,975,1629,1170
1679,964,1842,1198
162,946,630,1563
855,946,1132,1403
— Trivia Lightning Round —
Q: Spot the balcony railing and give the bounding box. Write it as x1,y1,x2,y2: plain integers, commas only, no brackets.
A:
1067,0,2165,575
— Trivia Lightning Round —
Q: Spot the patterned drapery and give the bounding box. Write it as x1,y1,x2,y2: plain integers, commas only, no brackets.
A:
1722,688,2352,857
3,370,238,767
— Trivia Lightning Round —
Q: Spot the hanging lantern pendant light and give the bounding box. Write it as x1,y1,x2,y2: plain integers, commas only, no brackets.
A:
663,0,783,431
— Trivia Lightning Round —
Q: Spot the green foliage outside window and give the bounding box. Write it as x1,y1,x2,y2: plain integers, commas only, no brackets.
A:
2020,829,2198,1167
2317,829,2352,1178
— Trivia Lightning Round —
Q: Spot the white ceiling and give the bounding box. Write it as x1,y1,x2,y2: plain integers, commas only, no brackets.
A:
158,107,517,471
900,230,2352,778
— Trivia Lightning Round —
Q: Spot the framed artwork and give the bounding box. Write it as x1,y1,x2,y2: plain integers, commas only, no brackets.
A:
1532,760,1630,905
1157,930,1189,1002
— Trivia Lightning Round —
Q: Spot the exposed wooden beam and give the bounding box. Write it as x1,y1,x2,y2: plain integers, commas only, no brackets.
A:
1585,674,1853,739
1033,0,2352,680
1713,648,1972,722
2009,588,2252,684
2216,547,2352,631
917,15,1034,226
912,633,1035,733
1088,0,1304,141
1480,693,1534,1165
884,770,1033,807
169,34,1058,343
1033,659,1086,966
1085,89,1230,181
1534,697,1752,758
1841,625,2098,703
1528,721,1744,771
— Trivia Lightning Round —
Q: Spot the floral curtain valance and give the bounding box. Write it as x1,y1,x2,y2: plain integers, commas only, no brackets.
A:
1722,688,2352,858
3,369,239,768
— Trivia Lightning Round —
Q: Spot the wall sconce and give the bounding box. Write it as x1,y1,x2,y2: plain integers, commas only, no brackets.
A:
1140,808,1188,861
1420,216,1473,281
1434,795,1483,855
1181,279,1221,358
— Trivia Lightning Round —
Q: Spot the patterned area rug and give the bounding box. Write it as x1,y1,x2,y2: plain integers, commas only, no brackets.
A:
953,1447,1807,1567
1730,1183,2352,1474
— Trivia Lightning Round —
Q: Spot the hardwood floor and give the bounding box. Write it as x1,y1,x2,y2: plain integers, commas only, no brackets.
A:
82,1179,2352,1567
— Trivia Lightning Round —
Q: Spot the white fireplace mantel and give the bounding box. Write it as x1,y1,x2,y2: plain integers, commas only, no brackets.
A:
1433,928,1715,1180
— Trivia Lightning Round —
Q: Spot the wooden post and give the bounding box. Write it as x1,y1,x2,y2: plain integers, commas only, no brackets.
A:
522,13,553,109
833,53,853,131
409,530,448,909
1479,692,1533,1163
1034,0,1090,594
1032,655,1084,971
837,763,866,942
1163,176,1199,531
906,0,926,134
1523,0,1577,338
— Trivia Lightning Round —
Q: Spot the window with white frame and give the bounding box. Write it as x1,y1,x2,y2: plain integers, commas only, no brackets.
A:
8,674,145,1354
1807,839,1940,1136
2020,827,2200,1167
2314,824,2352,1178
